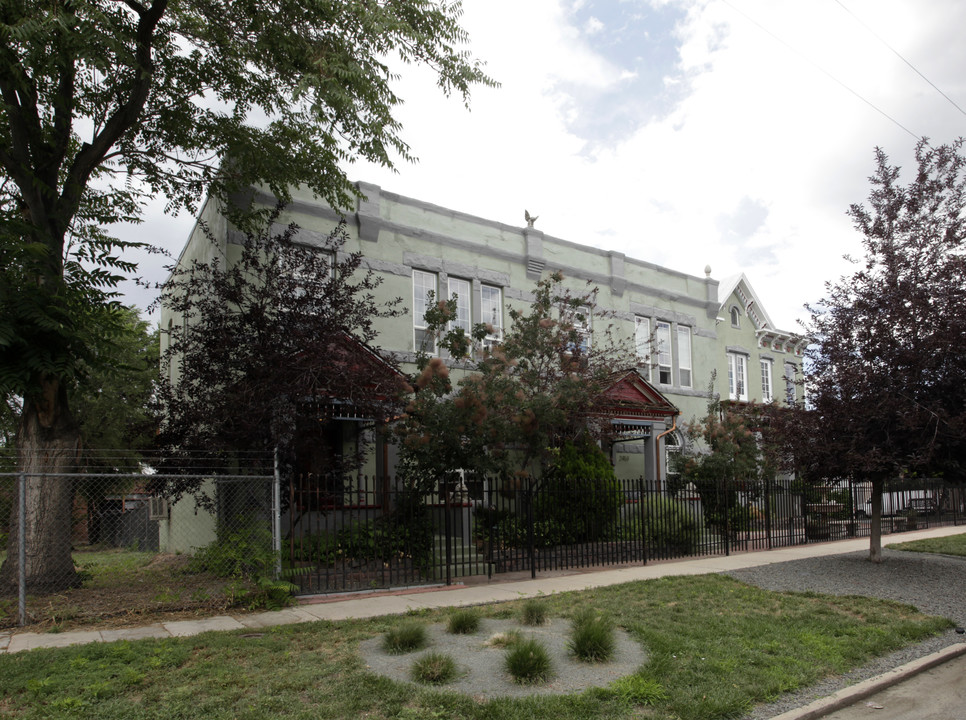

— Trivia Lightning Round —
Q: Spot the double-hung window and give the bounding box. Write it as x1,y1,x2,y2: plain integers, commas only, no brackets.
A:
784,362,797,404
761,359,773,402
480,284,503,350
635,317,650,379
728,352,748,401
447,277,471,336
655,321,672,384
677,325,692,387
413,269,437,354
573,306,591,354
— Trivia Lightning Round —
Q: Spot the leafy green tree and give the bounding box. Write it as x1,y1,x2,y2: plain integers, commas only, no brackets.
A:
0,0,493,591
675,382,765,539
71,307,159,545
72,307,159,469
799,139,966,562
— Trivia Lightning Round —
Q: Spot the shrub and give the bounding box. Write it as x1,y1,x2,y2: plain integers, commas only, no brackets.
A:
568,607,616,662
383,622,428,654
521,599,548,626
190,520,295,610
640,496,701,555
291,489,434,568
447,608,481,634
411,652,458,684
504,637,554,684
534,439,623,544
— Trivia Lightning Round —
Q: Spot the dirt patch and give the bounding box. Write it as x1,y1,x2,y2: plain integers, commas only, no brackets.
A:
0,552,264,633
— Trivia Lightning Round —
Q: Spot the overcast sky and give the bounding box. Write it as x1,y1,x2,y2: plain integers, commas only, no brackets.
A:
125,0,966,332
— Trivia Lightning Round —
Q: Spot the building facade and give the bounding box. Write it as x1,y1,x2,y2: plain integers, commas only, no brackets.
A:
163,181,806,497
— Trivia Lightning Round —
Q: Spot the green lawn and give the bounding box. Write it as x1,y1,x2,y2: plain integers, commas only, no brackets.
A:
0,574,952,720
887,531,966,557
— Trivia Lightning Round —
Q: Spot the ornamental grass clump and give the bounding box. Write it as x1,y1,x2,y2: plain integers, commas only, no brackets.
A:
446,608,481,635
520,598,548,626
568,607,616,662
504,637,554,684
382,622,428,655
410,652,458,684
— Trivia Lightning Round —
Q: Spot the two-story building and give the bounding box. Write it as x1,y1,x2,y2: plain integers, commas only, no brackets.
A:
163,182,806,497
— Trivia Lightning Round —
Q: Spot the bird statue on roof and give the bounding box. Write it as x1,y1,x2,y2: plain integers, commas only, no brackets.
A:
525,209,539,228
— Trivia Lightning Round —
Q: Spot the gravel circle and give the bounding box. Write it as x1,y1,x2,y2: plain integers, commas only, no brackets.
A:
728,548,966,719
359,617,647,700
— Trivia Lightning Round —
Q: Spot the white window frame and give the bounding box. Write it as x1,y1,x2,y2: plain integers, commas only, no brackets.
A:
655,321,672,385
413,269,437,354
635,317,650,379
784,362,797,404
447,277,471,336
575,306,592,353
728,352,748,401
761,359,773,402
677,325,692,388
480,284,503,350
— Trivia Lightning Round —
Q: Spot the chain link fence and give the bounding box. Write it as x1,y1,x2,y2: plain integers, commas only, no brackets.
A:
0,469,276,629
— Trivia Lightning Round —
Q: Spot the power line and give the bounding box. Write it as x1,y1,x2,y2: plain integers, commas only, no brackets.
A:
832,0,966,119
719,0,921,141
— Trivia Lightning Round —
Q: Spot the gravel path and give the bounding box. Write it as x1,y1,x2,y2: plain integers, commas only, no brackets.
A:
728,549,966,719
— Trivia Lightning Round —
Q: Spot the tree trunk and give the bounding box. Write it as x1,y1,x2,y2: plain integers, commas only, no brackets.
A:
0,377,81,593
869,478,883,563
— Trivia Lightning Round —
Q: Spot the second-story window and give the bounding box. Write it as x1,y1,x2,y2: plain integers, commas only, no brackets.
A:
677,325,692,388
481,284,503,350
413,269,437,354
635,317,650,380
448,277,471,335
784,362,797,404
573,306,591,354
656,321,672,384
761,359,773,402
728,352,748,401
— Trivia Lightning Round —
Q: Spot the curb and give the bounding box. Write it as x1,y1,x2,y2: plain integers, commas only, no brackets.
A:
768,641,966,720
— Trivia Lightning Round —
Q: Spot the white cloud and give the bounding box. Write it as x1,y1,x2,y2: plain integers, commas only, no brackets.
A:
120,0,966,334
585,16,605,34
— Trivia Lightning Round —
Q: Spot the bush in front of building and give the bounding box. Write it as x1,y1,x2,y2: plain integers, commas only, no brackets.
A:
533,439,623,545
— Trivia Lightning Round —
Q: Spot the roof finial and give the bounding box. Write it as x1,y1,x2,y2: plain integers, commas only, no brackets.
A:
704,265,712,278
525,209,539,228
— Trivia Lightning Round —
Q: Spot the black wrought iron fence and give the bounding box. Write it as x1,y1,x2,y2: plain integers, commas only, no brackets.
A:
284,474,966,595
2,471,964,627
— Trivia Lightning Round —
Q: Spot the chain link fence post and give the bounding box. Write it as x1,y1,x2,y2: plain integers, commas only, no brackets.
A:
273,449,282,580
18,471,26,627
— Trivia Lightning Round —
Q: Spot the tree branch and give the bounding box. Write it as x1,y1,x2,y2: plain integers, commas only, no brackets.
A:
60,0,169,231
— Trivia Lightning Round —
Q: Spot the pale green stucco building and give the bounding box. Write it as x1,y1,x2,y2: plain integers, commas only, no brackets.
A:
161,180,806,540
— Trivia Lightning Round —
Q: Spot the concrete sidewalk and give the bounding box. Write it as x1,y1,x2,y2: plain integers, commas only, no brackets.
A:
3,524,963,656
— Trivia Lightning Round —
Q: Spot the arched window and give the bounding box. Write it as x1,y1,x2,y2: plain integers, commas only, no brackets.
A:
665,433,682,491
730,306,741,328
